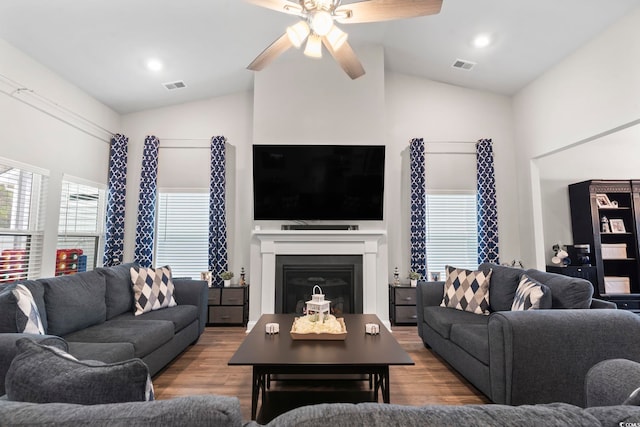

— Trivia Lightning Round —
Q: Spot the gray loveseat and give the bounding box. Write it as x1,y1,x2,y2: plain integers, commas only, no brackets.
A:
416,262,640,406
3,357,640,426
0,263,208,395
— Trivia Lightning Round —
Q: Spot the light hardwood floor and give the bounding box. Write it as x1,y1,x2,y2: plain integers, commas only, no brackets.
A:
152,325,489,421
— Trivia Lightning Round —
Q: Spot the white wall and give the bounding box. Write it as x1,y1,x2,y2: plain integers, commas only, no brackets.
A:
513,7,640,268
385,73,519,272
120,44,520,323
0,39,120,276
120,91,254,275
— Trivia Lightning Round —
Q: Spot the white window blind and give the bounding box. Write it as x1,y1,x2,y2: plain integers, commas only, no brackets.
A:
155,192,209,279
57,178,106,274
0,161,48,283
425,192,478,278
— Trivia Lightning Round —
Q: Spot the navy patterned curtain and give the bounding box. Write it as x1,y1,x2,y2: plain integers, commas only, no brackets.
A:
208,136,228,287
103,134,128,267
410,138,427,279
134,135,159,268
476,138,499,264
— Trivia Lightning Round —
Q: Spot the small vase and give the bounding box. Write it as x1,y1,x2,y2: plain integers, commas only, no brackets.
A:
224,279,231,287
410,279,417,287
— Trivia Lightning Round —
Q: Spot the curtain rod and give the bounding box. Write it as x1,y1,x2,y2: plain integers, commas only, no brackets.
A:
0,73,114,144
426,152,476,155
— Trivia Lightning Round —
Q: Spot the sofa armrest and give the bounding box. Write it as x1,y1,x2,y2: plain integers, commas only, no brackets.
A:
487,309,640,407
590,298,617,309
415,282,444,338
173,279,208,335
586,359,640,407
0,334,67,396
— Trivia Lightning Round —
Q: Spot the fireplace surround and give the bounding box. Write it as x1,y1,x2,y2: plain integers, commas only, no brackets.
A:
249,229,388,330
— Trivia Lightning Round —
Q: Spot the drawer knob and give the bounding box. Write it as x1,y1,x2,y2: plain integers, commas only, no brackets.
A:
403,297,412,301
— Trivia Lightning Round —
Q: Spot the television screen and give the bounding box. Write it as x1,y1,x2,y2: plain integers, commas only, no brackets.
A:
253,145,385,221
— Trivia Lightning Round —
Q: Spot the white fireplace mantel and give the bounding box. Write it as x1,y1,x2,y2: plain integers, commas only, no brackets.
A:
248,229,388,330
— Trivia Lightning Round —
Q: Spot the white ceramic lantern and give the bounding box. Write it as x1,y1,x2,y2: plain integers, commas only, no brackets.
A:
306,285,331,317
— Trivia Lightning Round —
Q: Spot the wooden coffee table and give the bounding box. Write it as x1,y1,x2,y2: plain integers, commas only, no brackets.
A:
228,313,414,420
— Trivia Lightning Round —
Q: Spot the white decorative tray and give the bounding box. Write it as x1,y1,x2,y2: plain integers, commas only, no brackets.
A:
290,317,347,341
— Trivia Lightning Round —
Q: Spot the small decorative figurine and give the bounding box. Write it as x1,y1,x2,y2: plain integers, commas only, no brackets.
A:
393,267,400,286
240,267,246,286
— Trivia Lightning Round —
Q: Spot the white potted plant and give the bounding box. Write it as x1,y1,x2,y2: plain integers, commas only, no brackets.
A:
409,271,421,287
220,271,234,287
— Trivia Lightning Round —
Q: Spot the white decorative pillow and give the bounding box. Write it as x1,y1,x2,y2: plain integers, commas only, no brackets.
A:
511,274,552,311
12,284,45,334
441,266,492,315
130,266,177,316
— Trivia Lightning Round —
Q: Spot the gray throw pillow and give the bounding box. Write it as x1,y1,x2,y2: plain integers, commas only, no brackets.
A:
5,338,153,404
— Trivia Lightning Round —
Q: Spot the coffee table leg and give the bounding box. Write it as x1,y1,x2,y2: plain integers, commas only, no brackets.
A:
251,369,259,420
382,366,390,403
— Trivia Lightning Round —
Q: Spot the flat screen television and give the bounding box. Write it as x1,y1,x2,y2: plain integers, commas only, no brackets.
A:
253,145,385,221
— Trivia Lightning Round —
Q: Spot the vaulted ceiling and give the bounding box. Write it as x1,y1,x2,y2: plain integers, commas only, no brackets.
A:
1,0,638,114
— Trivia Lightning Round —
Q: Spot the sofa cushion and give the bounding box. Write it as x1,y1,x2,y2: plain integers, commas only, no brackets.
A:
0,280,47,333
5,338,151,405
131,266,177,315
40,270,107,336
511,274,552,311
479,263,523,312
441,266,492,315
113,304,198,333
66,341,136,363
63,319,174,358
96,263,137,320
525,269,593,309
449,323,489,365
0,283,45,334
423,306,489,339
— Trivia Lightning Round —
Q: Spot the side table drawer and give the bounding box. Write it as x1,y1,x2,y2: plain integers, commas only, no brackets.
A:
221,288,245,305
394,306,417,324
395,288,417,305
208,288,221,304
613,299,640,310
209,306,244,324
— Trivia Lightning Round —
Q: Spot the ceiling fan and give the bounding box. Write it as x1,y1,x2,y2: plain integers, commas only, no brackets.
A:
246,0,443,79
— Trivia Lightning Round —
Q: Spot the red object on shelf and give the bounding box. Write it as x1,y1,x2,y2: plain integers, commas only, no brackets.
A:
55,249,83,276
0,249,28,283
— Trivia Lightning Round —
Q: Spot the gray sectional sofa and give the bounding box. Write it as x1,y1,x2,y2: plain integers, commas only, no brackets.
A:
0,263,208,395
3,357,640,426
416,262,640,407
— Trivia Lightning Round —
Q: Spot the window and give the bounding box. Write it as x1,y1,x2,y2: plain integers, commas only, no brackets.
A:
425,192,478,278
57,178,106,274
155,192,209,279
0,160,48,283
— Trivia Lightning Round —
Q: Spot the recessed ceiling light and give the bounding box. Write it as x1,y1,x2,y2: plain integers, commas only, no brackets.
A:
473,34,491,48
146,59,163,72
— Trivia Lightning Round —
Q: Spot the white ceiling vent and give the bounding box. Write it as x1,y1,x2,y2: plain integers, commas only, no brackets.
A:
452,59,476,71
163,80,187,90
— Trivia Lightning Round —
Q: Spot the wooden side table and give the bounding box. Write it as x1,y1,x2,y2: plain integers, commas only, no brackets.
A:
389,284,417,325
207,285,249,326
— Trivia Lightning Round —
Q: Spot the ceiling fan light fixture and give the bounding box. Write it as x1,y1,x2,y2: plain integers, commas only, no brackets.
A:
326,25,348,50
310,10,334,36
304,34,323,58
287,21,310,48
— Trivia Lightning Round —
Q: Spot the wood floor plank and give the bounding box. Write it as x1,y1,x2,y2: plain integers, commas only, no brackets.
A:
152,325,489,421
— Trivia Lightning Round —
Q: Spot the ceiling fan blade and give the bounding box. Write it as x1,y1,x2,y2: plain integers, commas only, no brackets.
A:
247,33,294,71
244,0,302,16
322,38,366,80
336,0,443,24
